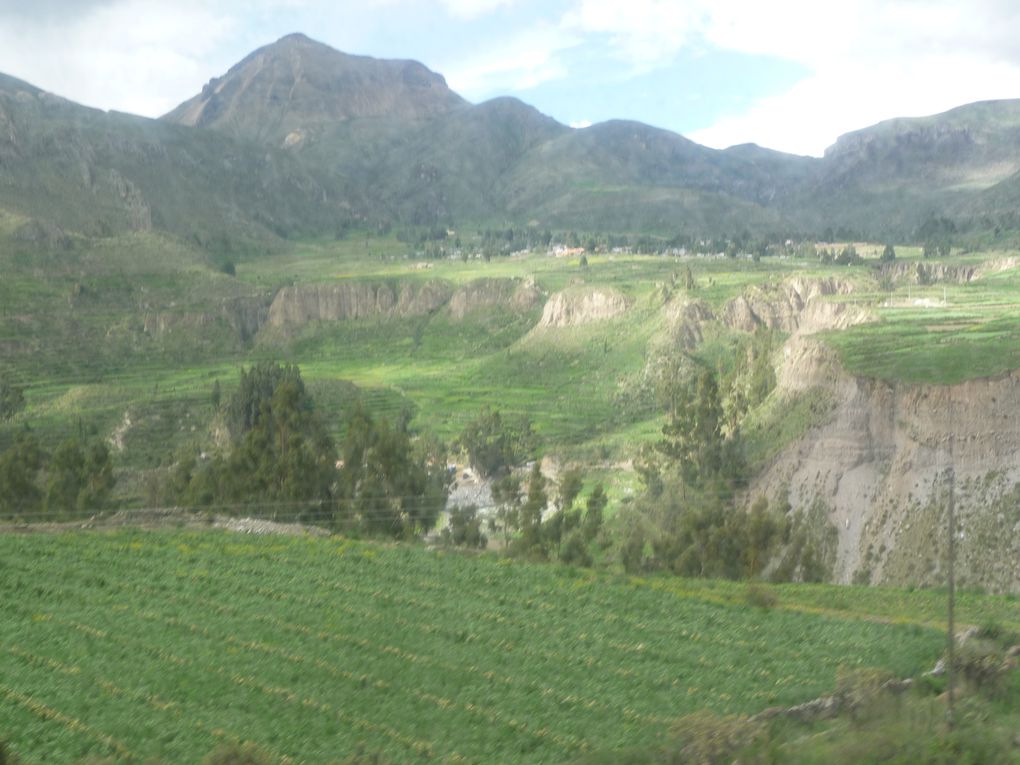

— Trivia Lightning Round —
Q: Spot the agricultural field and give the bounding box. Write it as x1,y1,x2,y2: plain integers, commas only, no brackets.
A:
0,529,987,764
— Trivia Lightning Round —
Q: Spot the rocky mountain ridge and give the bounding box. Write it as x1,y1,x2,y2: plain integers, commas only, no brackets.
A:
4,33,1020,242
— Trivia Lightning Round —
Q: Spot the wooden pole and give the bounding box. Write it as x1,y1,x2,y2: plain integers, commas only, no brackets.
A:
946,395,956,728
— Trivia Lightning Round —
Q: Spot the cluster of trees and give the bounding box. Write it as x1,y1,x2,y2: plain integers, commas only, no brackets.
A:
817,244,863,265
159,362,449,537
486,463,607,565
922,241,952,258
0,431,115,518
448,407,606,564
457,407,536,479
621,348,827,582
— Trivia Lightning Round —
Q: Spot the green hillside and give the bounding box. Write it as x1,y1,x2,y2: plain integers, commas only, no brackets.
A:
0,530,963,764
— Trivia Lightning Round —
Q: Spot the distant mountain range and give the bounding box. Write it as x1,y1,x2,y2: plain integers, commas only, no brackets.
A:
3,32,1020,246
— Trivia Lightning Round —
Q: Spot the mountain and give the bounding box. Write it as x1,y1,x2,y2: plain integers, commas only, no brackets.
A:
781,99,1020,238
3,33,1020,243
164,33,466,148
0,71,353,248
161,34,807,234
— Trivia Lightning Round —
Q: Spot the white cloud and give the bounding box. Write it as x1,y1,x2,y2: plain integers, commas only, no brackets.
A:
569,119,591,129
682,0,1020,154
442,23,579,97
560,0,703,70
0,0,236,115
439,0,516,20
561,0,1020,155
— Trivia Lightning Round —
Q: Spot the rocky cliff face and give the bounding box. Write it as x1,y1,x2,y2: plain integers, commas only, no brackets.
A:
267,280,453,326
266,277,545,328
538,286,630,328
447,277,543,320
719,277,855,333
664,277,865,350
754,335,1020,593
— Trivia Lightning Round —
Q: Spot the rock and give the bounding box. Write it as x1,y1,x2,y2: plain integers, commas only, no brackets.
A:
448,277,542,320
538,286,629,328
267,279,453,326
664,299,714,349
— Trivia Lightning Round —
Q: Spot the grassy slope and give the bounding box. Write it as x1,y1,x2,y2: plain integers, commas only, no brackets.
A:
5,219,1020,503
824,253,1020,383
0,529,976,764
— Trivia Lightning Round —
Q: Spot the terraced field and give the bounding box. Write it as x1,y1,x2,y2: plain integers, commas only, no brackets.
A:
0,530,960,763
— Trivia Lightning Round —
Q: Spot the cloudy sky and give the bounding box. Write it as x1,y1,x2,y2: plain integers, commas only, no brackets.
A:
1,0,1019,156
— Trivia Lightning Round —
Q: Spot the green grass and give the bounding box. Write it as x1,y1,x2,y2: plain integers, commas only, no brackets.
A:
824,265,1020,383
0,530,957,764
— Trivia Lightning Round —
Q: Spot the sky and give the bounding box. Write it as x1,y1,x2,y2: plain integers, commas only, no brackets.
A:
1,0,1020,156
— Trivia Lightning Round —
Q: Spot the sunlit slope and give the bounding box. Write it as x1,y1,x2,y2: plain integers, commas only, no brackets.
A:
0,530,959,764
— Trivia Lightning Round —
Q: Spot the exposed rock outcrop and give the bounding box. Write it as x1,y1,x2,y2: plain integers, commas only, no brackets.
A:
143,296,269,343
665,299,714,349
664,277,867,350
538,286,630,328
447,277,543,320
755,335,1020,592
267,280,453,326
720,277,855,333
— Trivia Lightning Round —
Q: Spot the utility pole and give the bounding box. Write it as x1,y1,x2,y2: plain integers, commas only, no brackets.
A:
945,396,956,728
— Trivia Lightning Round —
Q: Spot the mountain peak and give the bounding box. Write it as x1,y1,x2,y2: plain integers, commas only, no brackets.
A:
162,34,466,146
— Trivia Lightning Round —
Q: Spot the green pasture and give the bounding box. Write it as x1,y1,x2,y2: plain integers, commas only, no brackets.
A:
0,530,957,764
825,263,1020,383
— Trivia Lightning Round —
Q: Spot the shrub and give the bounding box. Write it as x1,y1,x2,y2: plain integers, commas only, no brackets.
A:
744,583,778,610
205,742,274,765
668,711,765,765
0,741,24,765
559,529,593,567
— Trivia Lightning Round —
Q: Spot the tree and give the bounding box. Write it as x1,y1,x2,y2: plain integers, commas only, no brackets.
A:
557,466,583,512
442,504,487,548
336,407,449,538
225,361,306,440
43,437,114,515
172,363,335,517
458,407,535,478
492,473,522,547
880,244,896,262
582,483,607,541
0,378,25,421
517,462,547,555
0,432,44,517
658,369,724,487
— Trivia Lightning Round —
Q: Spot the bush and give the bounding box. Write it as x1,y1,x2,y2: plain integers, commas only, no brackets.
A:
441,504,487,549
668,711,766,765
955,639,1009,697
205,742,274,765
559,529,592,567
744,583,778,610
0,741,24,765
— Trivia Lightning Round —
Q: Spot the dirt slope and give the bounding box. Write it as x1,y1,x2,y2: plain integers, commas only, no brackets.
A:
755,335,1020,592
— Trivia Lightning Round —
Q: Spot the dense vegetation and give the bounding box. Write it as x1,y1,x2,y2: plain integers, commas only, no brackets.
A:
0,530,968,764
